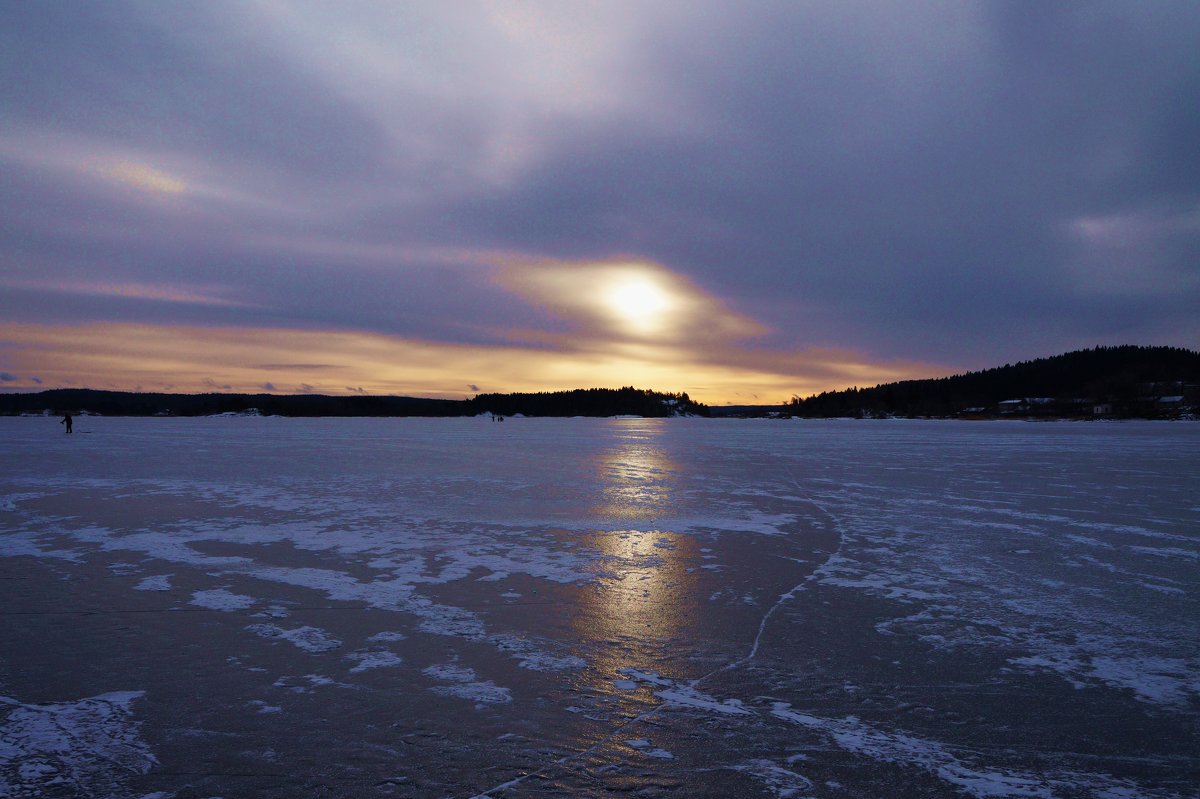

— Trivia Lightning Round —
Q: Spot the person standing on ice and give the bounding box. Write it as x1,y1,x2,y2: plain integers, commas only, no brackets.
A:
60,411,73,434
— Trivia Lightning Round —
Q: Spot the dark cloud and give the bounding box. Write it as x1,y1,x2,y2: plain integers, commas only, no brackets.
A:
420,2,1199,363
0,3,389,184
0,372,17,382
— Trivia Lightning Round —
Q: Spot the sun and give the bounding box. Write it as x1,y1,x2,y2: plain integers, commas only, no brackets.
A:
603,274,675,335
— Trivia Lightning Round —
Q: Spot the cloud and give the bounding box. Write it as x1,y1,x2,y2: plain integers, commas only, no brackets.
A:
468,384,480,392
0,278,257,309
497,259,765,347
101,161,186,194
0,372,17,382
260,382,277,392
0,322,940,404
0,1,1196,398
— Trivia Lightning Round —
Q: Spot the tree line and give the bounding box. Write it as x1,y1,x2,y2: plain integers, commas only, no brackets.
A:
786,346,1200,418
0,387,708,418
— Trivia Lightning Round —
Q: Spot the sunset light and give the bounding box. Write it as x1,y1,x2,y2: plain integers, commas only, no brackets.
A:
0,2,1194,403
603,274,676,335
1,5,1195,796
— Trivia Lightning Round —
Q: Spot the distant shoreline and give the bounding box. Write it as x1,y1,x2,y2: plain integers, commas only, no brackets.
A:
0,387,709,419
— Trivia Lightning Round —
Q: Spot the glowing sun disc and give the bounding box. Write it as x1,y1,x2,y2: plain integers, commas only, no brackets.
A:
605,276,674,333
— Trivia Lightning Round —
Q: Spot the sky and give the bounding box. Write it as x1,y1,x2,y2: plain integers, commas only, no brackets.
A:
1,1,1198,404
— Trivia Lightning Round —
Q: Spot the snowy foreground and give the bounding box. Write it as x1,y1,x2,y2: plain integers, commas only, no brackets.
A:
1,417,1197,798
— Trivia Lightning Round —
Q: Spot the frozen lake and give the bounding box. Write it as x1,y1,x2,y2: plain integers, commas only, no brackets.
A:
2,417,1197,798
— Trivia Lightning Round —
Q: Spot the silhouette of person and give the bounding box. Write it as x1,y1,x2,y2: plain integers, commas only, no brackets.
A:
60,412,73,434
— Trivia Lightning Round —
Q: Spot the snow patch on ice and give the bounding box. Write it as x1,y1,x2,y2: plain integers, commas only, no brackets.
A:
624,738,673,759
367,630,407,642
490,633,586,671
0,691,155,799
734,758,814,798
346,650,403,673
0,530,82,561
618,668,674,687
423,663,512,704
191,587,255,611
1087,656,1199,705
134,574,172,591
617,668,751,716
656,686,751,716
771,702,1052,797
272,674,349,693
246,624,342,652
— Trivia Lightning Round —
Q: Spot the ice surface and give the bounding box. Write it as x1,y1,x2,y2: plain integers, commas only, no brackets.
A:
423,664,512,704
133,574,172,591
190,587,256,611
0,691,155,798
245,623,342,652
1,417,1197,797
345,649,403,672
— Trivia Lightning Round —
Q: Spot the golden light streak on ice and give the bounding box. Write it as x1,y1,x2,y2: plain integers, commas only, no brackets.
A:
575,421,701,683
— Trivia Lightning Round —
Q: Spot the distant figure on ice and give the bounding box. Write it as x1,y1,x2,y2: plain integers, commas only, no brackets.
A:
60,412,73,434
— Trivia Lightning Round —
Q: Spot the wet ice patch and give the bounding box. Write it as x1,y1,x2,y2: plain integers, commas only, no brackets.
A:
191,588,256,611
0,691,155,799
346,650,403,673
134,574,172,591
246,624,342,652
423,663,512,704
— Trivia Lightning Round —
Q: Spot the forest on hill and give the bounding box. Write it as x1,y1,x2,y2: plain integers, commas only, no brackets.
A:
0,387,706,419
786,346,1200,419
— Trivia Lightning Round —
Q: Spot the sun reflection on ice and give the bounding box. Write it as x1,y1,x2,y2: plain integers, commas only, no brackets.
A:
575,420,702,687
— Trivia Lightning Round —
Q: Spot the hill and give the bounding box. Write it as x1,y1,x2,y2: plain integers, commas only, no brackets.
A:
786,346,1200,419
0,387,707,419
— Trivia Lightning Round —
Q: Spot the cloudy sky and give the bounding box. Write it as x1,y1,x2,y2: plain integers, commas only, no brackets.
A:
2,1,1197,403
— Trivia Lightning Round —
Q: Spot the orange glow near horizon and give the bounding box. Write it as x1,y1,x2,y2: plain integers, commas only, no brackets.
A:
0,321,944,405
